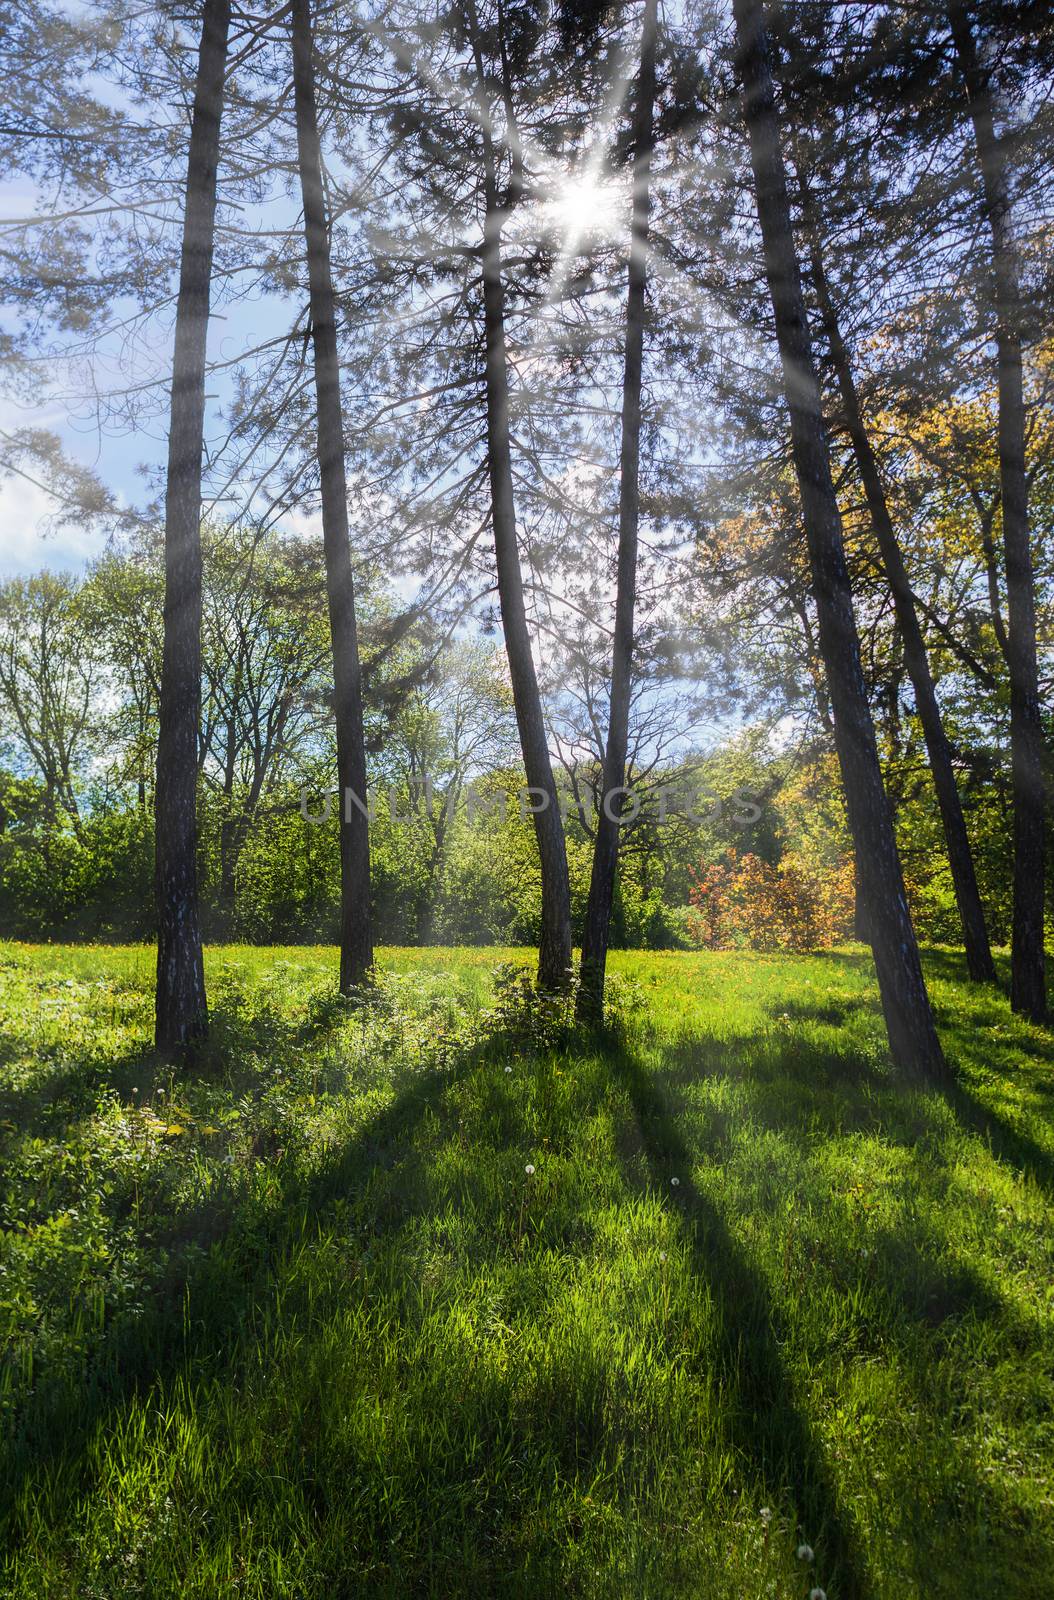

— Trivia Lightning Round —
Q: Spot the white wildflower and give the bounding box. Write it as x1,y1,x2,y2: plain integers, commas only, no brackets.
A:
759,1507,772,1524
525,1164,535,1176
670,1176,680,1187
797,1544,814,1562
810,1590,826,1600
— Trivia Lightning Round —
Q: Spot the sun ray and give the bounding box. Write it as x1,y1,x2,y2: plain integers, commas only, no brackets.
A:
522,55,637,346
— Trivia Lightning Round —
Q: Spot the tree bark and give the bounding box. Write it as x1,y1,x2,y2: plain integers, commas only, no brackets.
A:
801,187,996,984
733,0,947,1080
154,0,230,1050
577,0,658,1022
947,0,1046,1020
291,0,374,991
471,25,572,991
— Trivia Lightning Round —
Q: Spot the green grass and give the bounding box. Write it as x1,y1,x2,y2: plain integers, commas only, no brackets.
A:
1,940,1053,1599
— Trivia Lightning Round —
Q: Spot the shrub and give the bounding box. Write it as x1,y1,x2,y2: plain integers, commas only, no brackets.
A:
687,848,853,952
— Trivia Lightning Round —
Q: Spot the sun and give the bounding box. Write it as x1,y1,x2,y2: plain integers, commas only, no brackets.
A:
540,169,624,243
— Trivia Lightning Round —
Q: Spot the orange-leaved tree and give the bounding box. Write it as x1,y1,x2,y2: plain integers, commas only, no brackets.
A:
688,848,853,952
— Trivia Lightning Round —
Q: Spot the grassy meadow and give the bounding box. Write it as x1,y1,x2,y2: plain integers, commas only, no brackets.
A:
1,940,1053,1598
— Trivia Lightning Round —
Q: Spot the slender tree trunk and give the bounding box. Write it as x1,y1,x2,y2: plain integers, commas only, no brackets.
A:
471,44,572,990
978,508,1011,662
136,704,147,808
801,190,996,983
733,0,946,1080
291,0,373,991
218,707,238,910
219,814,238,907
154,0,230,1050
948,0,1046,1021
577,0,658,1022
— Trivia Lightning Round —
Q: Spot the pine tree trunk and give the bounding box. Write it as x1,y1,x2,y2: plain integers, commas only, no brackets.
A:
218,714,238,912
733,0,947,1080
219,815,236,907
291,0,373,992
947,0,1046,1021
474,62,572,991
802,197,996,984
219,810,243,911
154,0,230,1051
577,0,658,1023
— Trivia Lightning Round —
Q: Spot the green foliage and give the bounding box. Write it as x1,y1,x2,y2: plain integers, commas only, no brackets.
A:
1,943,1053,1597
1,727,1037,951
1,522,1043,954
0,784,154,937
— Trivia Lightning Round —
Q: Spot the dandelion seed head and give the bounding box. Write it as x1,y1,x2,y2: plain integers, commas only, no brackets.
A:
810,1590,827,1600
670,1176,680,1187
525,1164,535,1176
797,1544,814,1562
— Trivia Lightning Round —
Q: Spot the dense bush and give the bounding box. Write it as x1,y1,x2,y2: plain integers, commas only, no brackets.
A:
0,787,154,939
688,848,855,952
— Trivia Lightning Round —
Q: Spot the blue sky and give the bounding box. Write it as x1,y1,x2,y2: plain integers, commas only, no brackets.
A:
0,275,307,578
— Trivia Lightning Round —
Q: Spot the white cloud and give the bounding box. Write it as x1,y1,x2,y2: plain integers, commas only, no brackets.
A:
0,473,108,578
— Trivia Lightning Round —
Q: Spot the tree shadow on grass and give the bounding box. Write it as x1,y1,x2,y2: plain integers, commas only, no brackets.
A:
606,1034,874,1600
5,1018,722,1596
755,981,1054,1199
942,1075,1054,1195
614,1018,1054,1599
0,1042,474,1548
658,1024,896,1141
652,1010,1053,1352
847,1178,1054,1597
0,1037,156,1129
